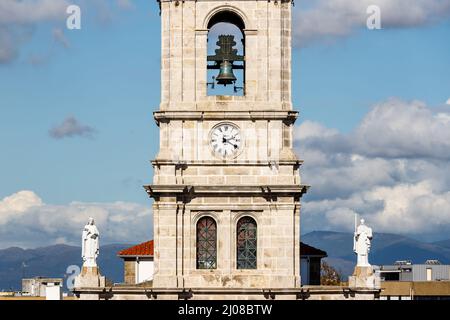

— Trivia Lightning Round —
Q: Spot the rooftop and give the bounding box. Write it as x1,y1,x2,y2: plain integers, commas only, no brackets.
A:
118,240,154,257
300,242,327,257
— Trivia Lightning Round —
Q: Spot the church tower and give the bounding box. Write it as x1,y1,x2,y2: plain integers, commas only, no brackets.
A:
146,0,308,291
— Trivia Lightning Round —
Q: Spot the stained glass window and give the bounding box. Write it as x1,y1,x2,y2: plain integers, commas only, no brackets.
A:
237,216,257,269
196,216,217,269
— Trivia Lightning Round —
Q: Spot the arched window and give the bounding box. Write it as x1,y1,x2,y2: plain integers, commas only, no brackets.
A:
196,216,217,269
236,216,257,269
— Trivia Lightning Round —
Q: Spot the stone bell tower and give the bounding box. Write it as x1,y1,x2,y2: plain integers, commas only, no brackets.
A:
146,0,308,292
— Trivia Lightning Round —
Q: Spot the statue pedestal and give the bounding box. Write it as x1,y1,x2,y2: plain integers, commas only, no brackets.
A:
74,266,106,300
348,266,380,289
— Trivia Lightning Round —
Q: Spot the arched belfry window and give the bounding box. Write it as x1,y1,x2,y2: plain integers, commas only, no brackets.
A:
236,217,257,269
207,11,245,96
196,216,217,269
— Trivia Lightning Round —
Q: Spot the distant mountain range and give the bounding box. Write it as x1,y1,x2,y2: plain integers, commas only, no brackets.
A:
1,232,450,290
0,244,131,291
302,231,450,278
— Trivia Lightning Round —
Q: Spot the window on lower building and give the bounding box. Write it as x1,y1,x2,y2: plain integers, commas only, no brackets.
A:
237,216,257,269
196,216,217,269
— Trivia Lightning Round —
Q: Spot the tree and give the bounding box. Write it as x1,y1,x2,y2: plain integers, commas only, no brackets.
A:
320,261,342,285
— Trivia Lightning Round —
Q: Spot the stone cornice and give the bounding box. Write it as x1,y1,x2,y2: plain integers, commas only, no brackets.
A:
154,110,298,124
158,0,293,3
144,184,309,197
151,159,303,166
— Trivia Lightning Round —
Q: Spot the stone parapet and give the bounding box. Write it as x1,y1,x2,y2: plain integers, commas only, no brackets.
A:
73,286,380,300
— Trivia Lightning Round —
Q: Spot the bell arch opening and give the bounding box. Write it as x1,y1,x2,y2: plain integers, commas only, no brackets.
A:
206,11,246,97
207,10,246,31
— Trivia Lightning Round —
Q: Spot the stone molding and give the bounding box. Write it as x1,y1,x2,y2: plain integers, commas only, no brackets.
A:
145,184,309,197
151,159,303,166
154,110,299,123
73,286,380,300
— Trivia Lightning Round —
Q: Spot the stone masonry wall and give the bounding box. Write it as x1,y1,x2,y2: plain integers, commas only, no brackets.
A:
152,0,302,291
160,0,292,110
152,196,301,289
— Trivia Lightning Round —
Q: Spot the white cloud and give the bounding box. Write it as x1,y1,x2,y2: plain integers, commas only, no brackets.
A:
27,52,51,66
0,190,152,249
446,98,450,105
49,116,96,139
296,98,450,239
116,0,134,10
0,27,18,62
0,0,69,63
305,181,450,234
0,190,43,224
367,181,450,233
0,0,135,64
299,99,450,160
294,120,339,140
0,0,69,24
52,27,70,48
294,0,450,46
354,99,450,159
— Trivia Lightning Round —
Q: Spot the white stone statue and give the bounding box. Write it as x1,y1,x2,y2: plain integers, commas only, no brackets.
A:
74,217,105,295
353,218,373,267
81,217,100,267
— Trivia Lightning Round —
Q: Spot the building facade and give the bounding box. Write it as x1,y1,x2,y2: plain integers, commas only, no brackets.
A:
74,0,380,300
377,260,450,300
118,240,326,286
380,282,450,300
118,240,155,284
145,0,308,291
22,277,62,298
378,260,450,282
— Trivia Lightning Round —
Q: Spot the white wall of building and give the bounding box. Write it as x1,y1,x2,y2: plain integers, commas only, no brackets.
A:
136,259,154,283
45,283,62,300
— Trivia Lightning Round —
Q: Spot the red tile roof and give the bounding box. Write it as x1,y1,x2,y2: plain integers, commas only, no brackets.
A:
118,240,154,257
300,242,327,257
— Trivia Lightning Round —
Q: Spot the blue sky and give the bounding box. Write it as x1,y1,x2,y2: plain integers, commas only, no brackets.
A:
296,22,450,132
1,0,450,247
1,1,161,204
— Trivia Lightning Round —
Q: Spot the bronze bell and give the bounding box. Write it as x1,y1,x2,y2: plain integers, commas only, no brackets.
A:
215,60,236,86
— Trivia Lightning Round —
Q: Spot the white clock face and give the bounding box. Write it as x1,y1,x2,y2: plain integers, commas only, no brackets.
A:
209,123,242,158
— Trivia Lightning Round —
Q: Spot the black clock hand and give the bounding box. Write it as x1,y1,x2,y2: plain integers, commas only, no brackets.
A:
222,135,238,149
227,135,239,148
224,139,238,149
